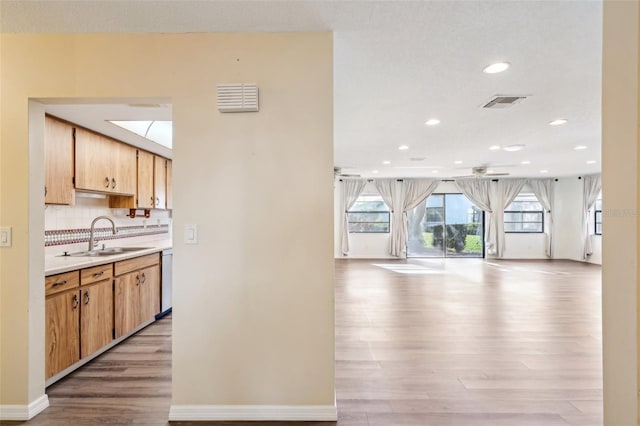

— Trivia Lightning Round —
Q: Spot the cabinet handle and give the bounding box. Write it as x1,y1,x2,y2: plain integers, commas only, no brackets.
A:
141,272,146,283
84,291,90,305
105,177,110,188
72,294,79,309
111,178,116,189
44,186,48,197
92,271,104,278
52,280,67,287
136,275,140,286
156,197,160,207
151,196,154,205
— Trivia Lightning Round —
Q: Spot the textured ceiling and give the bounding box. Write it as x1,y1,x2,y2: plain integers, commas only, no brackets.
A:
2,0,603,178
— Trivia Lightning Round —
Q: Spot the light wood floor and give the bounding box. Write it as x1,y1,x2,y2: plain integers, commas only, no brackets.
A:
3,258,602,426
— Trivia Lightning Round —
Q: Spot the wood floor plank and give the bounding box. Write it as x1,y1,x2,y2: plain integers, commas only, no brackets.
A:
3,258,602,425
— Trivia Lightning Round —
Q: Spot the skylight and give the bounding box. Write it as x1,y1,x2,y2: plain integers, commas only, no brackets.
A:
108,120,172,149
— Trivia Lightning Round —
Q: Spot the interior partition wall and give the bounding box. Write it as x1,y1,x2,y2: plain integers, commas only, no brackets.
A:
407,193,484,258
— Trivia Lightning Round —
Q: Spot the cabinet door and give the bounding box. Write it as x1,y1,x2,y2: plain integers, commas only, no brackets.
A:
139,265,160,322
137,150,155,208
75,128,112,193
44,116,75,205
166,160,173,209
113,142,137,196
80,280,114,358
153,156,166,209
114,272,142,339
46,289,80,379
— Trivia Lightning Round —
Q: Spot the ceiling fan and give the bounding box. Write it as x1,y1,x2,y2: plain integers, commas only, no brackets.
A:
453,165,511,178
334,166,361,178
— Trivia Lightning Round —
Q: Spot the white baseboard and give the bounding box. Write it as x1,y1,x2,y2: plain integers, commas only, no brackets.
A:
0,394,49,421
168,404,337,421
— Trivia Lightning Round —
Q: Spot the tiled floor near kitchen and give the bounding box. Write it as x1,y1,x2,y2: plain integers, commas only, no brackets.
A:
2,258,602,426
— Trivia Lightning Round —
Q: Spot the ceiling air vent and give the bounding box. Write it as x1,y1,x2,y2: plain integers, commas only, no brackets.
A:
217,83,259,113
482,95,527,109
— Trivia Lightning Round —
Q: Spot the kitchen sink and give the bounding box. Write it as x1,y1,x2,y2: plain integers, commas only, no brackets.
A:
61,247,152,257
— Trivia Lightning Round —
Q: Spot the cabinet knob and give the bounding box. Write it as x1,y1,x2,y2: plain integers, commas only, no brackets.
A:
84,291,90,305
111,178,116,189
104,177,110,188
72,294,79,309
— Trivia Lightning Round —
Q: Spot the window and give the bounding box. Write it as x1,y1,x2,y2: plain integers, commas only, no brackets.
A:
348,194,390,233
594,197,602,235
504,193,544,233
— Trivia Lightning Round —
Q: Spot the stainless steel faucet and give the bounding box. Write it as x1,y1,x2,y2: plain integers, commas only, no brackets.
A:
89,216,117,251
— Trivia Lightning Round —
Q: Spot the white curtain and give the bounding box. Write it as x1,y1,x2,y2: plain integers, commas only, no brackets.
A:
529,178,554,257
398,179,439,257
582,174,602,259
492,179,527,258
340,179,367,255
456,178,526,257
375,178,439,257
455,179,493,252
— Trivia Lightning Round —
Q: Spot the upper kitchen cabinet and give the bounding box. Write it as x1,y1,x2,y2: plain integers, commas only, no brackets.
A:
166,160,173,210
153,156,166,209
44,116,75,205
137,150,155,209
75,128,136,196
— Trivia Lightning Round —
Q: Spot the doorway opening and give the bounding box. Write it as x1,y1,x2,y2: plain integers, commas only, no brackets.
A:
407,193,484,258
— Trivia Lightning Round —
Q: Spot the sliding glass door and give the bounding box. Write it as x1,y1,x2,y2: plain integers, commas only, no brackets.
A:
406,193,483,258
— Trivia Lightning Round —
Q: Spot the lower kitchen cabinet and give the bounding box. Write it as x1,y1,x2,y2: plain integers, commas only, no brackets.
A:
114,253,161,338
45,288,80,380
45,252,163,383
80,279,114,358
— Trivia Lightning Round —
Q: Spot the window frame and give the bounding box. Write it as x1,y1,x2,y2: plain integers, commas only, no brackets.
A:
504,193,545,234
594,198,602,236
347,194,390,234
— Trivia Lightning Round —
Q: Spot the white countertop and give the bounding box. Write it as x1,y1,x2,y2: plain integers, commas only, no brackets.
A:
45,239,172,276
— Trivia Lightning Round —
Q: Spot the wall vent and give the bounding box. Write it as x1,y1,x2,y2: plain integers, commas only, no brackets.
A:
482,95,527,109
217,84,259,112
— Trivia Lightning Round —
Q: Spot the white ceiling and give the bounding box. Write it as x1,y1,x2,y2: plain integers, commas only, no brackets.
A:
2,0,603,178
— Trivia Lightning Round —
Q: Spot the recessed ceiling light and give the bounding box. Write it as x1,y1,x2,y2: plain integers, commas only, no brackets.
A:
540,169,549,174
503,144,525,152
521,160,531,165
574,145,587,150
549,119,568,126
483,62,510,74
586,160,597,165
432,170,439,173
372,170,379,174
425,119,440,126
454,160,463,165
398,145,409,151
382,160,391,165
410,157,426,161
489,145,501,150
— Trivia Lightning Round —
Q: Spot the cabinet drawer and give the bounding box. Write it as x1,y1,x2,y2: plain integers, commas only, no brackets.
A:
45,271,80,296
114,253,160,276
81,264,113,286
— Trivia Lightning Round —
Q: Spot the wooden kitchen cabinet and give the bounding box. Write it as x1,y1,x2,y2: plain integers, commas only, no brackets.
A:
166,159,173,209
80,264,114,358
153,156,166,209
75,127,136,195
114,253,160,338
45,288,80,379
44,116,75,205
137,150,155,208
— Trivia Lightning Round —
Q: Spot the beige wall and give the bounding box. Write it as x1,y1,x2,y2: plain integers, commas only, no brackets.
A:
602,1,639,424
0,33,334,410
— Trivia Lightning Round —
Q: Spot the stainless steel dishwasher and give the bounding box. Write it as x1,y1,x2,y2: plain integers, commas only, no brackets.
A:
158,248,173,318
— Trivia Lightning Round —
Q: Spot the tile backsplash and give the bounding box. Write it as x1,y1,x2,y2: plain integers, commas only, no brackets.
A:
45,193,171,247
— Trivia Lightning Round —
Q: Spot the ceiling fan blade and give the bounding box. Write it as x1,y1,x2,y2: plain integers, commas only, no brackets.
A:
452,174,475,178
485,172,510,176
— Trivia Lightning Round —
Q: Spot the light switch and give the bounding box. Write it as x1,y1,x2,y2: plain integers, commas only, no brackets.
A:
0,227,12,248
184,224,198,244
